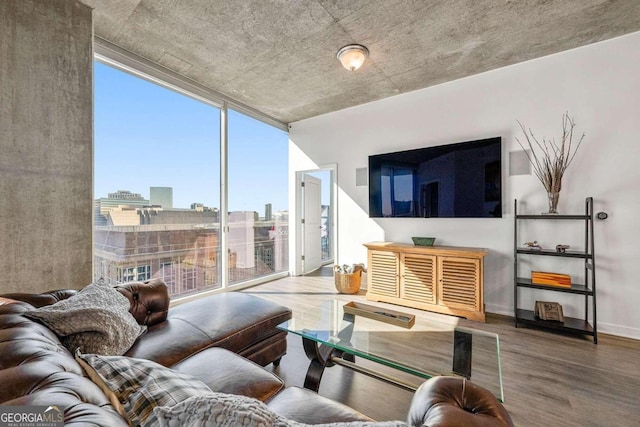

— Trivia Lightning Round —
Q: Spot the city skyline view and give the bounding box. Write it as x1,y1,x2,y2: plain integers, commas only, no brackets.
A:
94,61,289,212
95,187,283,216
93,61,291,297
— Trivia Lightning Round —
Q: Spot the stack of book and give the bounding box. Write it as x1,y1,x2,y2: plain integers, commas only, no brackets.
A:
534,301,564,322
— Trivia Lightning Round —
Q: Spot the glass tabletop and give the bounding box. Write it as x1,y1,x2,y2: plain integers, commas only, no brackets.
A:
278,299,503,401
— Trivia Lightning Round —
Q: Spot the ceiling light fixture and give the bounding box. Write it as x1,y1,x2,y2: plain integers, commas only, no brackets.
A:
336,44,369,71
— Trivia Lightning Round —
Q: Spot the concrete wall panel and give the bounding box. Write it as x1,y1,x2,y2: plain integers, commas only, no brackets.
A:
0,0,93,293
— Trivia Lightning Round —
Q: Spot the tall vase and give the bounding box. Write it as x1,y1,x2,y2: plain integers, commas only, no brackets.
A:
546,191,560,214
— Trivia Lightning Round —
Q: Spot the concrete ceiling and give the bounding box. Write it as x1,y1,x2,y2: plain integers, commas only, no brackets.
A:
84,0,640,124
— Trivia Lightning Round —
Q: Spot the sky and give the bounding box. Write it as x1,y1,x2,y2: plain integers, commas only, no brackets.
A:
94,62,289,212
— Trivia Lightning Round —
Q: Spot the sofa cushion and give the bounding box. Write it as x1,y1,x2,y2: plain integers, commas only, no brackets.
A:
126,292,291,366
0,297,18,306
0,303,129,426
171,347,285,401
0,290,78,308
266,387,374,424
23,282,145,355
77,353,212,427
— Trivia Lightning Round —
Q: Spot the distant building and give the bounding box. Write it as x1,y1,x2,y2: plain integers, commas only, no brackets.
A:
321,205,330,260
229,211,256,269
93,191,287,298
264,203,272,221
94,224,221,297
93,205,285,298
94,190,149,226
190,203,217,214
150,187,173,208
140,207,218,225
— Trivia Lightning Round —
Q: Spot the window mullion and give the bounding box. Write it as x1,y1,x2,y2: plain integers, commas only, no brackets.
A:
220,105,229,289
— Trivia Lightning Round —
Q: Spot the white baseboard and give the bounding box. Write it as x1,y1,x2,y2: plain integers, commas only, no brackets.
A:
597,322,640,341
484,304,640,341
485,303,512,318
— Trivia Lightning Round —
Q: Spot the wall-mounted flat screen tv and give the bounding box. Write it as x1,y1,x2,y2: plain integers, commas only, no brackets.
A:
369,137,502,218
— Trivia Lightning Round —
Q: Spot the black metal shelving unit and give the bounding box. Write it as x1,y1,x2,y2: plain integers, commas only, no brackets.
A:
513,197,597,344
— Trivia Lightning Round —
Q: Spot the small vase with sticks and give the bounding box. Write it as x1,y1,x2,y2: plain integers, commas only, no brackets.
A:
516,112,585,214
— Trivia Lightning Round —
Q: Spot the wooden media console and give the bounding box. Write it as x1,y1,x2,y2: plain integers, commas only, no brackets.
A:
364,242,488,322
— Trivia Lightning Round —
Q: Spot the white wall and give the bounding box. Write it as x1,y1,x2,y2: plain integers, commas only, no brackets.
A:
289,31,640,339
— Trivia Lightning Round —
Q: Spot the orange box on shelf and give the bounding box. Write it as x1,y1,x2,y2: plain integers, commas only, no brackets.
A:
531,271,571,287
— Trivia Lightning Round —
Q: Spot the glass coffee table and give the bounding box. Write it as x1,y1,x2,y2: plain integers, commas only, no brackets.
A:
277,300,504,401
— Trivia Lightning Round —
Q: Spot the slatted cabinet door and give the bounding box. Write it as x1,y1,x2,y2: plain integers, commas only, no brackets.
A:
367,250,399,298
400,253,437,304
438,256,481,312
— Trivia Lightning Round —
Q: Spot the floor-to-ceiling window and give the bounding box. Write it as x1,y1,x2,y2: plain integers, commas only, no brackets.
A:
94,62,221,299
94,61,288,298
227,109,289,285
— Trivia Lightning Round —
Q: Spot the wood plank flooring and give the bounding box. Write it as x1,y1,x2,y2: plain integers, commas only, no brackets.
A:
243,268,640,427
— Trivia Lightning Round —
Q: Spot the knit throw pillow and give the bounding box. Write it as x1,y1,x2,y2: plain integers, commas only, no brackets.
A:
153,393,409,427
24,282,145,355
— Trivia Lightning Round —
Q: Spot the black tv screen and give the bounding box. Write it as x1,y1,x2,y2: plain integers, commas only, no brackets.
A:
368,137,502,218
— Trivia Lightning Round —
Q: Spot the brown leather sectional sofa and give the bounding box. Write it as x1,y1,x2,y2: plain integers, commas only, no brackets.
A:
0,278,513,426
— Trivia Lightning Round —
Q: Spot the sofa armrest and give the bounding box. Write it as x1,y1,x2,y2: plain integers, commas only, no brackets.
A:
407,376,513,427
1,279,170,327
0,289,78,308
115,278,169,327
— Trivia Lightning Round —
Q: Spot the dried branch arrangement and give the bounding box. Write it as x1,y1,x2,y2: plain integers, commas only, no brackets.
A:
515,112,585,195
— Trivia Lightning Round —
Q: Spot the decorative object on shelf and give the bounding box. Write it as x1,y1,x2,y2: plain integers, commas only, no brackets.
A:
411,236,436,246
534,301,564,322
523,240,542,250
334,264,366,294
555,244,570,253
516,112,585,214
531,271,571,287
